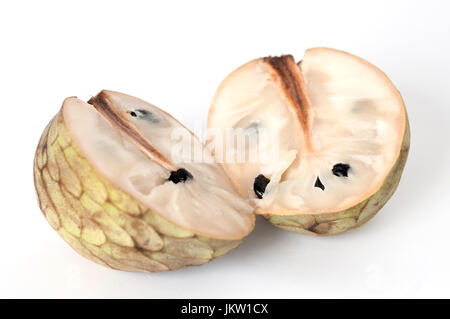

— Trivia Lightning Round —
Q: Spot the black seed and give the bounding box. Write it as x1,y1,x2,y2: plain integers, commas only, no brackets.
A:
135,109,150,116
168,168,193,184
332,163,350,177
130,109,159,123
314,177,325,191
254,174,270,199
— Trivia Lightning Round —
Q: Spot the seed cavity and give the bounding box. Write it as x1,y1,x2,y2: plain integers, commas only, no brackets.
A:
130,109,159,123
254,174,270,199
332,163,350,177
168,168,193,184
314,177,325,191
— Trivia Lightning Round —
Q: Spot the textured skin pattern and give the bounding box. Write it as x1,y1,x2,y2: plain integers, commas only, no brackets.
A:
264,118,410,236
34,113,242,272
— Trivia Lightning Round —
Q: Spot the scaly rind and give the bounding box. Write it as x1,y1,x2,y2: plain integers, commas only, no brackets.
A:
264,116,410,236
33,112,243,272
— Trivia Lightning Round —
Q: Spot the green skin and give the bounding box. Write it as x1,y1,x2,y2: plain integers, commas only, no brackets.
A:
34,113,245,272
264,117,410,236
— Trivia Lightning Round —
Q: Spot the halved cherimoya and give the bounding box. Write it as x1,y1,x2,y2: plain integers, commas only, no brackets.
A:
34,90,254,272
208,48,410,236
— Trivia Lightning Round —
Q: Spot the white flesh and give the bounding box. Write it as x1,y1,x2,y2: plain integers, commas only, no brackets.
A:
208,48,406,215
63,91,254,240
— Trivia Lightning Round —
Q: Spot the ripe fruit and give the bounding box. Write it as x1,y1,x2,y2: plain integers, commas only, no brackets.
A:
208,48,410,236
34,90,254,272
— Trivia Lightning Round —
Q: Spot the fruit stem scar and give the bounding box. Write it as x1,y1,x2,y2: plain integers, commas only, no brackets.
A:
263,55,313,152
88,92,177,171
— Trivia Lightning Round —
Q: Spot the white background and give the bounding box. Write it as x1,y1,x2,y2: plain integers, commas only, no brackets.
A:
0,0,449,298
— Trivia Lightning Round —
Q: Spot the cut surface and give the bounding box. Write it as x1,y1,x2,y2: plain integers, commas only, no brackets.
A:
208,48,406,215
63,90,254,240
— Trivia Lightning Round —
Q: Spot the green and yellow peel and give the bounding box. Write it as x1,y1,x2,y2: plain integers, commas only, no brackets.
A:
34,113,242,272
